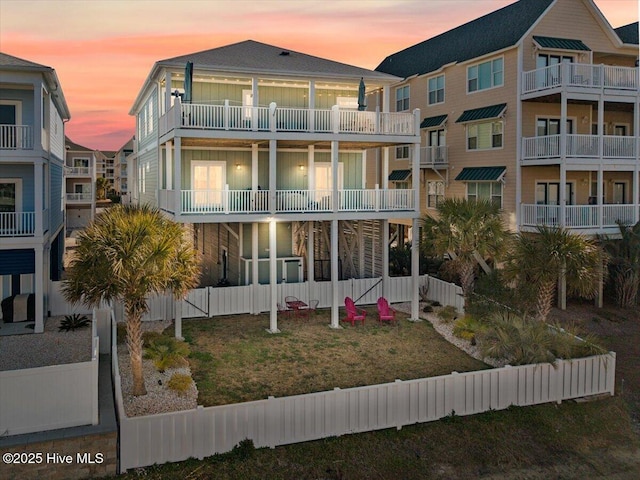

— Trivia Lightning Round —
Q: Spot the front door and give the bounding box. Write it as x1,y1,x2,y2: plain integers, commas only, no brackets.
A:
613,182,626,204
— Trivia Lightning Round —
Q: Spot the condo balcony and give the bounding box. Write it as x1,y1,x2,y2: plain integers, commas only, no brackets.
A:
521,134,638,164
521,203,640,234
0,125,33,150
65,166,94,177
159,99,418,139
158,187,415,218
522,63,638,98
419,146,448,168
66,192,93,203
0,210,49,237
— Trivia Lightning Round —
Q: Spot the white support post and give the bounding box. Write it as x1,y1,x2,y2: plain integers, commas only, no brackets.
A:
382,147,389,190
308,145,315,199
174,299,183,340
382,220,390,297
164,71,172,114
597,167,604,228
174,137,181,213
34,160,43,236
410,218,420,321
330,219,341,329
331,141,339,212
252,222,259,314
634,101,640,225
34,247,44,333
268,219,279,333
269,140,277,213
412,137,420,212
559,91,567,228
308,221,315,290
252,144,259,191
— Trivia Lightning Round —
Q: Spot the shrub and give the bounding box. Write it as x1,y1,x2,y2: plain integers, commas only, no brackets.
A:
167,373,193,393
437,305,458,323
453,315,486,344
144,336,190,372
59,313,90,332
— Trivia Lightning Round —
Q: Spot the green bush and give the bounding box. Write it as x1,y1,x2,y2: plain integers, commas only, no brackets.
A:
453,315,486,343
167,372,193,393
144,336,190,372
59,314,91,332
437,305,458,323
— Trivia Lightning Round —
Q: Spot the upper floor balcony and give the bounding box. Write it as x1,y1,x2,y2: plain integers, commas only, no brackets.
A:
159,99,418,139
419,146,448,168
0,210,49,237
158,187,415,219
522,134,638,164
66,192,93,203
0,125,34,150
522,63,638,98
65,166,93,177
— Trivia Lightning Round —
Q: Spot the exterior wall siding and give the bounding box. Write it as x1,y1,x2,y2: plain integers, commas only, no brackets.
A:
138,149,158,207
49,98,65,159
50,162,63,231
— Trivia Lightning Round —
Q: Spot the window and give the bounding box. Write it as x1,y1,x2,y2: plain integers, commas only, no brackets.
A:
537,118,573,136
428,75,444,105
396,145,410,159
0,179,21,213
192,161,226,206
468,58,503,92
427,180,444,208
467,121,502,150
536,182,573,205
467,181,502,207
395,85,410,112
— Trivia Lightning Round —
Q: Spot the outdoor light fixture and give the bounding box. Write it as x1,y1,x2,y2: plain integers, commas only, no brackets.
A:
236,163,241,170
298,164,305,171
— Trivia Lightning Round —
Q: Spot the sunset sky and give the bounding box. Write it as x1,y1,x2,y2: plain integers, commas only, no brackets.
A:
1,0,637,151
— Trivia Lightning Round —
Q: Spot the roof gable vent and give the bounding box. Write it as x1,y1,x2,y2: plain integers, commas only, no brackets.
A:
279,51,290,56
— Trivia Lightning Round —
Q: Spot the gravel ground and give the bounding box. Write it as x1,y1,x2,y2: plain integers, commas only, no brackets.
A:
116,320,198,417
0,316,92,371
394,302,505,368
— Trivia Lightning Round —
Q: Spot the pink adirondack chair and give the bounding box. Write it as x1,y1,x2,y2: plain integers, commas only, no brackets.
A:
377,297,397,325
343,297,366,326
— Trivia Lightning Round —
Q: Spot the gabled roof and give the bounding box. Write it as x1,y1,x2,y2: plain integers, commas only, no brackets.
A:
614,22,639,45
0,52,48,69
533,36,590,51
159,40,397,82
375,0,555,78
65,137,94,152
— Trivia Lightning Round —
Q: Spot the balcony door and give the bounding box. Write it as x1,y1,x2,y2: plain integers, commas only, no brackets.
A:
314,163,343,208
536,182,573,206
537,118,573,136
536,54,573,87
613,182,626,204
0,100,21,148
0,179,21,233
429,129,446,162
192,161,226,207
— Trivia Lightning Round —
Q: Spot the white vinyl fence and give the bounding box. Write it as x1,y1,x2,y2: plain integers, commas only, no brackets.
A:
105,274,463,322
0,315,99,436
111,307,614,473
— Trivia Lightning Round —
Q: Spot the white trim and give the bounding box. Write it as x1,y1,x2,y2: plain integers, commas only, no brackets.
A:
466,55,505,94
0,178,23,212
465,120,504,152
427,74,445,106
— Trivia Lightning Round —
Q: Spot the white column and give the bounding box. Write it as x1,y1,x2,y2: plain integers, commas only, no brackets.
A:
382,220,389,297
174,137,181,213
597,167,604,228
252,222,259,314
382,85,390,113
164,71,172,114
174,299,183,340
252,144,259,190
34,247,44,333
268,219,279,333
412,140,420,212
410,217,420,321
634,100,639,224
269,140,277,213
34,160,43,236
307,221,314,290
382,147,389,189
331,141,339,212
559,92,567,227
330,219,341,328
308,145,315,196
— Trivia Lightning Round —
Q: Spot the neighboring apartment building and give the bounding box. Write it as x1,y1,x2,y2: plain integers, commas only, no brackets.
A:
114,135,134,196
376,0,639,236
0,52,71,332
64,137,96,229
128,40,422,328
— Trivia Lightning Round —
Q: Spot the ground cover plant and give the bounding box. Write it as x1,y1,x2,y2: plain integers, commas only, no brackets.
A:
182,306,488,406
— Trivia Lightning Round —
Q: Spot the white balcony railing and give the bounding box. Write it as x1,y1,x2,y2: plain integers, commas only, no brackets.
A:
161,100,417,137
66,192,93,202
0,212,35,236
521,204,639,229
522,135,637,161
0,125,34,150
65,166,93,176
159,188,415,215
522,63,638,95
420,146,448,166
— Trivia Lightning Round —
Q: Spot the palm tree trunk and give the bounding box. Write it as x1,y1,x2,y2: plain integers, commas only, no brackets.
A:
459,261,475,296
125,304,147,396
536,280,555,322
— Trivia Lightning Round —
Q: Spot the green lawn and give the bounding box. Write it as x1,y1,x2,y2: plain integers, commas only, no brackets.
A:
181,306,488,406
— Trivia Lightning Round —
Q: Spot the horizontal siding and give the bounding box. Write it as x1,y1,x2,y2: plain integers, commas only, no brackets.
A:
49,97,65,159
138,149,158,207
50,162,63,231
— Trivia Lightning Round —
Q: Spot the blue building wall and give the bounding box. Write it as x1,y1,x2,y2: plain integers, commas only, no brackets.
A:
50,162,63,231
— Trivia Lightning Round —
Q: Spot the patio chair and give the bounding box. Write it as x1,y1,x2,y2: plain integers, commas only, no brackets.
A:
343,297,366,326
298,299,319,319
376,297,397,325
277,303,291,317
285,296,299,304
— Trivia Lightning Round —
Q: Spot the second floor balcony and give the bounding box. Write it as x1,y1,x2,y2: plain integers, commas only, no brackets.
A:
521,203,639,234
65,166,93,177
522,63,638,97
0,125,34,150
66,192,93,203
159,100,418,139
158,187,415,217
419,146,448,168
522,134,638,163
0,210,50,237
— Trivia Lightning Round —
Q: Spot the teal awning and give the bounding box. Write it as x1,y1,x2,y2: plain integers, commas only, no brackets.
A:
533,36,590,51
456,103,507,123
455,166,506,182
420,114,447,129
389,169,411,181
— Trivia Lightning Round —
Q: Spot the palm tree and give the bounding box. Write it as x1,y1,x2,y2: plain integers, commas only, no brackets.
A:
421,198,509,295
503,226,605,322
62,205,200,395
96,177,109,200
602,221,640,308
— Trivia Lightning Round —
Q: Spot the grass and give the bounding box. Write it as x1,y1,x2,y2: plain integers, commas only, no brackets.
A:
180,306,488,406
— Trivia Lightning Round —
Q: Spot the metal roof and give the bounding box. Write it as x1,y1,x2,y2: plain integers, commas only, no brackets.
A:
455,166,506,182
533,36,590,51
456,103,507,123
614,22,639,45
420,114,448,129
388,169,412,181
